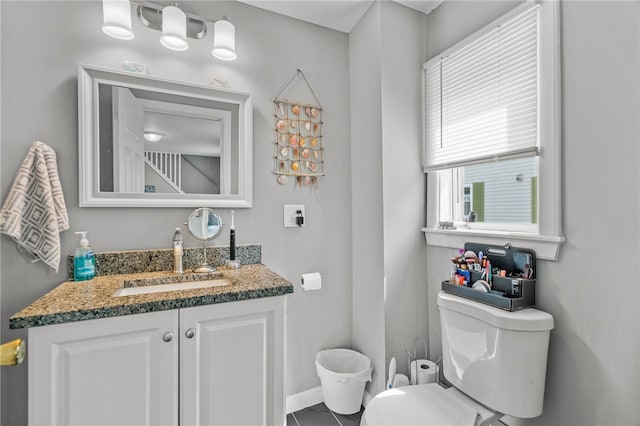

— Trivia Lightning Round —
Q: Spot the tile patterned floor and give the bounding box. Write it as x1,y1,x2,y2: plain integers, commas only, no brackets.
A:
287,403,363,426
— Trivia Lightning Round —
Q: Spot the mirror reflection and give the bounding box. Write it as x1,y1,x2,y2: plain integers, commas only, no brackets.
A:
98,84,237,195
187,207,223,241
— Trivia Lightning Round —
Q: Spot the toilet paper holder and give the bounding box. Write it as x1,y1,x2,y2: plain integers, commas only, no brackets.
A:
406,339,441,386
405,338,428,373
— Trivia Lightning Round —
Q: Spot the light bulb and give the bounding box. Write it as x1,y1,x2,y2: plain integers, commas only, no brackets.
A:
161,5,189,51
102,0,134,40
212,18,237,61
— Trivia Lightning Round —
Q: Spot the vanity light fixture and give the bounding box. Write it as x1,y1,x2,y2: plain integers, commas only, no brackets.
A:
212,17,237,61
143,131,163,142
102,0,135,40
160,4,189,51
101,1,237,60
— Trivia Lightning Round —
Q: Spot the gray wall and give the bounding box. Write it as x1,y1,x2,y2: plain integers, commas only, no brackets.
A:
425,1,640,425
180,155,220,194
349,1,428,395
379,1,428,384
0,1,352,424
349,1,387,395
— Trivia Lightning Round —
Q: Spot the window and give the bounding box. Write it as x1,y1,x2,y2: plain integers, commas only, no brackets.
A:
440,156,537,229
422,1,564,260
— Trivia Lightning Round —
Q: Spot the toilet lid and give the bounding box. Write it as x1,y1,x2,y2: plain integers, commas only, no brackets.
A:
362,384,478,426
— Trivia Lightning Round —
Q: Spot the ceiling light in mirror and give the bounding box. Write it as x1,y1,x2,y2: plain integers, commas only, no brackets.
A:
144,131,163,143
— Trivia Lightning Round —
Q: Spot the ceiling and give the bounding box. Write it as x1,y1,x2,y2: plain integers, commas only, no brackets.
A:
236,0,444,33
144,111,221,157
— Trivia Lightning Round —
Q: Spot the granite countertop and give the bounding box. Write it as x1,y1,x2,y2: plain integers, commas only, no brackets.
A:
10,264,293,329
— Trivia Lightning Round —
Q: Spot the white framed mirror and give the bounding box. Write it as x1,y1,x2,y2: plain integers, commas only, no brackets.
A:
78,64,252,208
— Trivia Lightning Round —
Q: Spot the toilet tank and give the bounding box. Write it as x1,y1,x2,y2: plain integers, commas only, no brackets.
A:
437,291,554,418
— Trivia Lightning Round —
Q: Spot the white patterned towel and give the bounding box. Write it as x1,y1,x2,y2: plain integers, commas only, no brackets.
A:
0,141,69,272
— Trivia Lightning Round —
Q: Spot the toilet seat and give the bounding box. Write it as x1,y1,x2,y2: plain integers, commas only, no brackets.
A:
361,384,480,426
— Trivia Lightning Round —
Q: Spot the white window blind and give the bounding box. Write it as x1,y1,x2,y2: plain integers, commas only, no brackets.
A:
423,4,540,172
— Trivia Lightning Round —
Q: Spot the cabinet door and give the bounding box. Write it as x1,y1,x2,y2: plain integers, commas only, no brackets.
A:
180,296,286,426
29,311,179,426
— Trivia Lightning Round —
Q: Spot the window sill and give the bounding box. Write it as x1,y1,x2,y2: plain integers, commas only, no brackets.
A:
421,227,565,261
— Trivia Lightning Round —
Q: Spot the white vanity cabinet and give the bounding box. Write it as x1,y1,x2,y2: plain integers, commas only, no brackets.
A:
28,310,179,425
180,297,285,425
28,296,286,426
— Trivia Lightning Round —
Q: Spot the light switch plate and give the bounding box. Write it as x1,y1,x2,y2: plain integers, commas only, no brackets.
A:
284,204,305,228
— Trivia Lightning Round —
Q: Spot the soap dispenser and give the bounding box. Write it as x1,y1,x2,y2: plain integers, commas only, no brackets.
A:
74,231,95,281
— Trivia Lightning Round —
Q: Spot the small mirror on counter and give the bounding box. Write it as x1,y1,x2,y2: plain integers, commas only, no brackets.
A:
187,208,223,272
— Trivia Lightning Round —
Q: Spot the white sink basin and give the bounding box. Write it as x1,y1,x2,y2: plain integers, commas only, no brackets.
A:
113,278,232,297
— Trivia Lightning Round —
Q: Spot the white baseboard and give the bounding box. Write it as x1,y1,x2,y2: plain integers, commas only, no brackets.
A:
287,387,373,414
286,386,324,414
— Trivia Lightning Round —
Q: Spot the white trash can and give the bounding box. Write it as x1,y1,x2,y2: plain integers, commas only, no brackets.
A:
315,348,372,415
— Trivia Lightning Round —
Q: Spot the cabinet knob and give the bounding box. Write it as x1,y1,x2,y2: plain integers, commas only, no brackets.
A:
162,332,174,343
185,328,195,339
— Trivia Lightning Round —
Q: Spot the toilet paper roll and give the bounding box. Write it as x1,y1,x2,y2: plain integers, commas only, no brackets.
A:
410,359,437,385
300,272,322,291
391,373,410,388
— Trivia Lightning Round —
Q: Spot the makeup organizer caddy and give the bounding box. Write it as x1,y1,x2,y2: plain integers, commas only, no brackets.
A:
442,242,537,311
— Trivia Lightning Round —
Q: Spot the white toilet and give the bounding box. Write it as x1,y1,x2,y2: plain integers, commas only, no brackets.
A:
361,291,554,426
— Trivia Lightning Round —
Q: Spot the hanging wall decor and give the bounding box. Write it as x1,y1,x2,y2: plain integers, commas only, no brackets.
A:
272,69,324,187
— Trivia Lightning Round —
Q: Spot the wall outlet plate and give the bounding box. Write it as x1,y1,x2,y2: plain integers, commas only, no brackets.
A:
284,204,305,228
